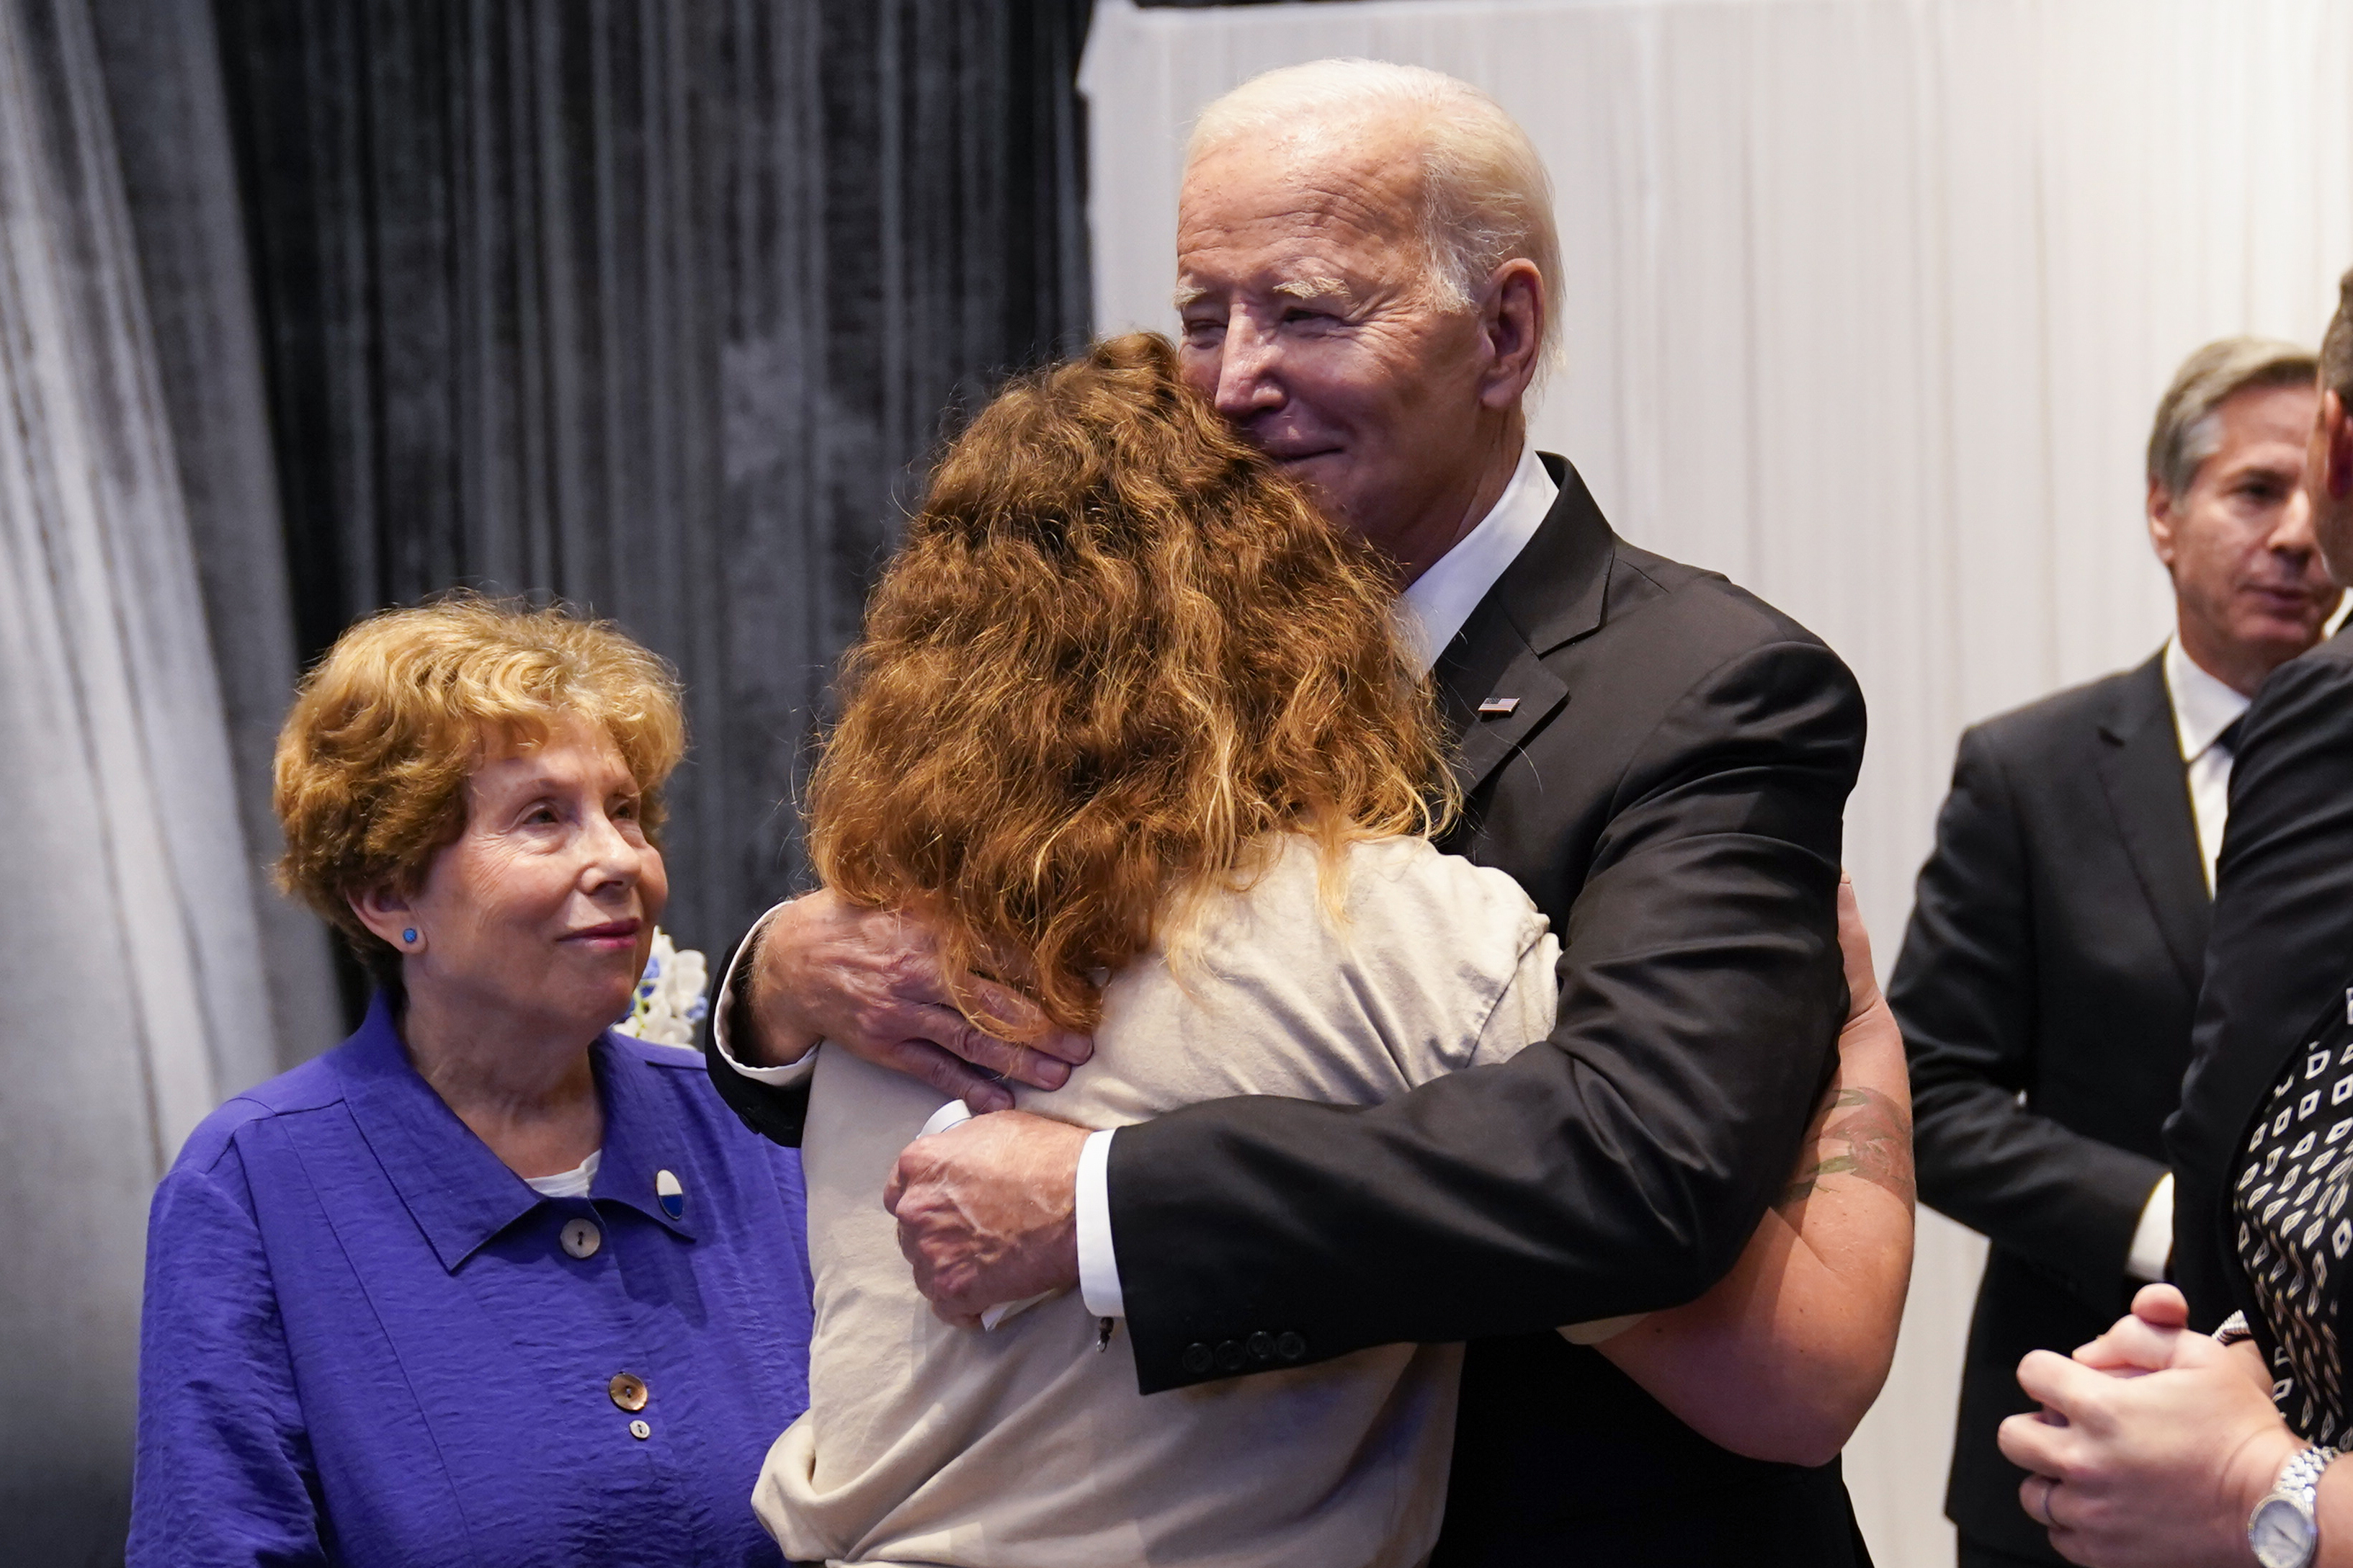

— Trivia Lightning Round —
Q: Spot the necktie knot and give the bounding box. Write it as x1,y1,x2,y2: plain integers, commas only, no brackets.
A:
2215,714,2246,757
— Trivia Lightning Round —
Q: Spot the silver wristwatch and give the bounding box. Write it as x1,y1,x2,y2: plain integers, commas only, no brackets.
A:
2251,1445,2341,1568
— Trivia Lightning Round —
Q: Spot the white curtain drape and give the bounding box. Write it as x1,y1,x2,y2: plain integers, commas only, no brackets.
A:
0,0,291,1551
1082,1,2353,1561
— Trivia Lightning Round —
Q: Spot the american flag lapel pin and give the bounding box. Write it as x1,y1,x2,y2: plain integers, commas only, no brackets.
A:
1477,696,1520,717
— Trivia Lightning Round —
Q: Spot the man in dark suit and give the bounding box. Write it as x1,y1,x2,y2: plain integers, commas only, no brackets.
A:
2174,276,2353,1338
710,62,1876,1562
1896,336,2334,1568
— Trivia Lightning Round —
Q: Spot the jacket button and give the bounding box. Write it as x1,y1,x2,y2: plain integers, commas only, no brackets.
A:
1275,1330,1306,1361
1214,1340,1246,1371
608,1372,649,1412
1180,1342,1213,1375
1246,1331,1274,1362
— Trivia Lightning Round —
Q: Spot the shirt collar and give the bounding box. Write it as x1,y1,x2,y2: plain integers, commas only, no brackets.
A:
335,993,698,1273
1398,442,1560,674
2164,634,2251,763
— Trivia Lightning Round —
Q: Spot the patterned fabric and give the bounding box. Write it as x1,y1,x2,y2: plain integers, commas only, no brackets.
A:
2234,989,2353,1441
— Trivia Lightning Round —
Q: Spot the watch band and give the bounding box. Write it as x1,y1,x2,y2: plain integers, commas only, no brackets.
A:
2279,1446,2341,1508
2252,1446,2342,1568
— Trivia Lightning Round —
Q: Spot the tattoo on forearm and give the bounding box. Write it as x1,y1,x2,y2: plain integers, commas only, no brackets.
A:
1780,1087,1916,1210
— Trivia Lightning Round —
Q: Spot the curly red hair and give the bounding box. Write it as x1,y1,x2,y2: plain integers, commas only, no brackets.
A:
805,333,1453,1036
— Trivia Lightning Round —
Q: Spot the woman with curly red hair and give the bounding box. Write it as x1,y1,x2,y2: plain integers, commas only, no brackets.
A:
756,335,1912,1567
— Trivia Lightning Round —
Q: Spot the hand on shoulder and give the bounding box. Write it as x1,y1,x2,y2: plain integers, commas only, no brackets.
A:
744,890,1091,1111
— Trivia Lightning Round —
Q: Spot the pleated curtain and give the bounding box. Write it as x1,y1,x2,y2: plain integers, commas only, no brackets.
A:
0,0,306,1559
215,0,1096,985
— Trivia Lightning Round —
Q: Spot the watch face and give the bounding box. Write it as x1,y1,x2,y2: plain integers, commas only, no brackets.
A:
2253,1496,2317,1568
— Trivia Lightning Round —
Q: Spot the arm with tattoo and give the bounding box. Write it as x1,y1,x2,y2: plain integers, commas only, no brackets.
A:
1585,877,1917,1466
1783,1085,1917,1209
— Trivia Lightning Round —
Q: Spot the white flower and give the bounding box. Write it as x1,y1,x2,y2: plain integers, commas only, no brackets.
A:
613,928,711,1047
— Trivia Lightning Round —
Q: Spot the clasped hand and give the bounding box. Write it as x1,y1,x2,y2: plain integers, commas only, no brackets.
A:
745,890,1094,1319
1997,1283,2299,1567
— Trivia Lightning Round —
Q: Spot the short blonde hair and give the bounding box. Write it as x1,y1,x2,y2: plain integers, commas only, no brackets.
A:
273,594,685,977
1190,60,1561,364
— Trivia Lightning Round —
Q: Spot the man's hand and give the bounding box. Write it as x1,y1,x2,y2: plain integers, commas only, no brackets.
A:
884,1110,1089,1322
1997,1324,2299,1567
741,890,1091,1111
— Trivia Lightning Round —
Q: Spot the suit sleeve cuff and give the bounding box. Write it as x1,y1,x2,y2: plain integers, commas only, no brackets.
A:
710,902,818,1088
1076,1128,1125,1317
2127,1171,2175,1283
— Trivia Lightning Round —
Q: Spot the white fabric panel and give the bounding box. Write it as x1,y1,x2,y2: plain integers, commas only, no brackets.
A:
0,0,277,1173
1082,1,2353,1560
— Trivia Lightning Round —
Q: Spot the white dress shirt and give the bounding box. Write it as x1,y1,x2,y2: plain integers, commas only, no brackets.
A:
2166,635,2250,894
2123,637,2253,1282
713,444,1563,1319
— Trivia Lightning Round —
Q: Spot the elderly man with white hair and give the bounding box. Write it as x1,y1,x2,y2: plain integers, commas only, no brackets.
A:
712,61,1880,1564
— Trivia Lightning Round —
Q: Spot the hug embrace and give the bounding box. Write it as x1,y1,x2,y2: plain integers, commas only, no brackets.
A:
130,61,1915,1568
713,59,1911,1568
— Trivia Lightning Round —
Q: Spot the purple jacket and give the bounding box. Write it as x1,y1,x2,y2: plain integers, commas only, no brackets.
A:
130,994,813,1567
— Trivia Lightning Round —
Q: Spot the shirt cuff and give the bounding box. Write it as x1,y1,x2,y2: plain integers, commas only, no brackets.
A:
2126,1171,2175,1283
710,902,818,1088
1076,1128,1125,1318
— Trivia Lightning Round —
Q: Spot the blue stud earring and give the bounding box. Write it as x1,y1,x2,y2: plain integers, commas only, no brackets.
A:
403,928,418,945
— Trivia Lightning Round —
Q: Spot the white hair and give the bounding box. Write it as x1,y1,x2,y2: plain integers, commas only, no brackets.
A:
1188,60,1561,363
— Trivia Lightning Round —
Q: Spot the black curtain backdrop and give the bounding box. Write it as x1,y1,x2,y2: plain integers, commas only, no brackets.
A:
213,0,1094,1005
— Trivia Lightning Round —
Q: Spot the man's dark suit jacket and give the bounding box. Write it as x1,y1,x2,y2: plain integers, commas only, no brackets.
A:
710,457,1870,1566
2171,628,2353,1334
1891,653,2205,1564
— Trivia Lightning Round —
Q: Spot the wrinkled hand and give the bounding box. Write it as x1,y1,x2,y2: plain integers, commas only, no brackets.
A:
884,1110,1089,1322
1998,1319,2298,1567
744,890,1091,1111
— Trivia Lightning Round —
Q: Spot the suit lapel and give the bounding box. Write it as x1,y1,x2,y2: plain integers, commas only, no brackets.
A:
1439,635,1571,799
1431,455,1613,799
2094,652,2210,990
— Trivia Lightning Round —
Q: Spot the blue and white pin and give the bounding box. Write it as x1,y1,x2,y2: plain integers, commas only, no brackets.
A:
655,1168,685,1222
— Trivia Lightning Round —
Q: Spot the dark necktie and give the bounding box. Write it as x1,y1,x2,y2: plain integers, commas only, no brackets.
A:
2215,714,2246,758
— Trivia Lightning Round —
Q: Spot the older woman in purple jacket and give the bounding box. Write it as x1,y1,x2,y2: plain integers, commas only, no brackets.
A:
128,599,813,1568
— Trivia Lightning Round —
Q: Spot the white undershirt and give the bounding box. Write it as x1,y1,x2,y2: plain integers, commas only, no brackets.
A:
522,1148,602,1199
2165,635,2250,895
713,444,1561,1319
2124,638,2252,1283
1396,444,1560,674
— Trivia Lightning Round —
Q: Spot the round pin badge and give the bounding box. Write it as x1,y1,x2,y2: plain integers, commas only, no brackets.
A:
655,1168,684,1221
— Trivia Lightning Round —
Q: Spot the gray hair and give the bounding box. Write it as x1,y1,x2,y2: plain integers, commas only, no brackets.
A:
2148,336,2317,500
2321,269,2353,406
1188,61,1562,364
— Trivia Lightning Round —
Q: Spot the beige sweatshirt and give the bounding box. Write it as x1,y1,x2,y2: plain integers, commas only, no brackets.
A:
756,833,1561,1568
